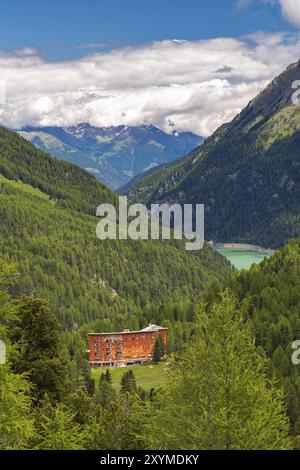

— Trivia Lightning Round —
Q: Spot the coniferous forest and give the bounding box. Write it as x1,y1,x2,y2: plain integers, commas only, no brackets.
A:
2,1,300,455
0,124,299,451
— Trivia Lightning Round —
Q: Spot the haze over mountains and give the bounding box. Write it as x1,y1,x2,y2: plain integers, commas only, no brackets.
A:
128,59,300,249
18,124,202,190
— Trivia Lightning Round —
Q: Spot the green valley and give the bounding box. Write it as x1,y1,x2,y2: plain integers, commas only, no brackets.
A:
2,0,300,454
19,124,202,190
204,240,300,435
0,126,231,328
128,60,300,249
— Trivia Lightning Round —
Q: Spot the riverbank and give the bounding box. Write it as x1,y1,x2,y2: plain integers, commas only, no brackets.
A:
213,242,276,255
214,244,274,270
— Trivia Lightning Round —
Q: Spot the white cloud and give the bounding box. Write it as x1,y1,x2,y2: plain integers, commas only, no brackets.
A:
279,0,300,27
0,33,300,137
236,0,300,28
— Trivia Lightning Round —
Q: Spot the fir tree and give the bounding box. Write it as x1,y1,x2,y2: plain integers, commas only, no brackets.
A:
12,297,72,402
139,291,292,450
0,262,34,450
105,368,112,384
153,336,162,363
159,335,165,357
0,365,34,450
34,402,86,450
86,395,141,450
97,370,116,407
120,370,137,394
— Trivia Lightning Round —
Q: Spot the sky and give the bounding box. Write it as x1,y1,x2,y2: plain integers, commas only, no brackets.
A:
0,0,300,136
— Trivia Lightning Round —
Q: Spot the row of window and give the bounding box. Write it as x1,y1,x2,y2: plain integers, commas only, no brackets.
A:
92,334,157,343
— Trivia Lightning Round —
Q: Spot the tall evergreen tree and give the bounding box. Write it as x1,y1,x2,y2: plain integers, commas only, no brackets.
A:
0,366,34,450
34,402,86,450
105,368,112,384
120,370,137,394
85,395,141,450
12,297,72,402
153,336,162,363
0,262,34,450
97,369,116,407
139,291,292,450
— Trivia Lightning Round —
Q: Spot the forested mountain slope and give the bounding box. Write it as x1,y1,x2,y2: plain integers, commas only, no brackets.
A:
0,126,117,214
18,124,202,190
128,59,300,248
0,127,231,328
204,240,300,433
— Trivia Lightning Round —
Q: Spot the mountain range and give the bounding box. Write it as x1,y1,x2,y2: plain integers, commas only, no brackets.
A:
127,59,300,249
18,124,202,190
0,125,229,328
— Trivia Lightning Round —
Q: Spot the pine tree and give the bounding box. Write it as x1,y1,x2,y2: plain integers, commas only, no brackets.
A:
12,297,72,402
153,336,162,363
120,370,137,394
0,366,34,449
105,368,112,384
120,373,127,394
34,402,86,450
0,262,34,450
159,335,165,357
127,370,136,392
139,291,292,450
97,370,116,407
100,372,106,384
85,395,140,450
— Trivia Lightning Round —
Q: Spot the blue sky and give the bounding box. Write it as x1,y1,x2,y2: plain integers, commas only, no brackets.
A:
0,0,300,133
0,0,295,60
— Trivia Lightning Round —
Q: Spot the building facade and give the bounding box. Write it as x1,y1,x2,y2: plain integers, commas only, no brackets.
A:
89,324,168,367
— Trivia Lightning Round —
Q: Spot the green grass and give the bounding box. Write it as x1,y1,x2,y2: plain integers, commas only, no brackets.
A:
92,362,169,391
0,174,50,201
259,105,300,149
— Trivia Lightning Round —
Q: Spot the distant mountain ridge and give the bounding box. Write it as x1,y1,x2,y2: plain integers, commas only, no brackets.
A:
18,123,203,190
0,125,230,327
127,59,300,249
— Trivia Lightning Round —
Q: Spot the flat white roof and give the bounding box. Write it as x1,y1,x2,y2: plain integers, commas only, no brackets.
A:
140,324,167,332
88,324,167,337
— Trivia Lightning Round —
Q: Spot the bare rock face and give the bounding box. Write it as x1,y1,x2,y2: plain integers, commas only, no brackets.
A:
18,124,203,191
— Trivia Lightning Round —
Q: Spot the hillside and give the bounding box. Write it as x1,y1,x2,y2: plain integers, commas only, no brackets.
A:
0,126,117,214
204,240,300,433
18,124,203,190
128,60,300,249
0,126,231,328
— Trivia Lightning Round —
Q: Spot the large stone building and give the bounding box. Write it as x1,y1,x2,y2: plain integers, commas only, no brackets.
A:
89,324,168,367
